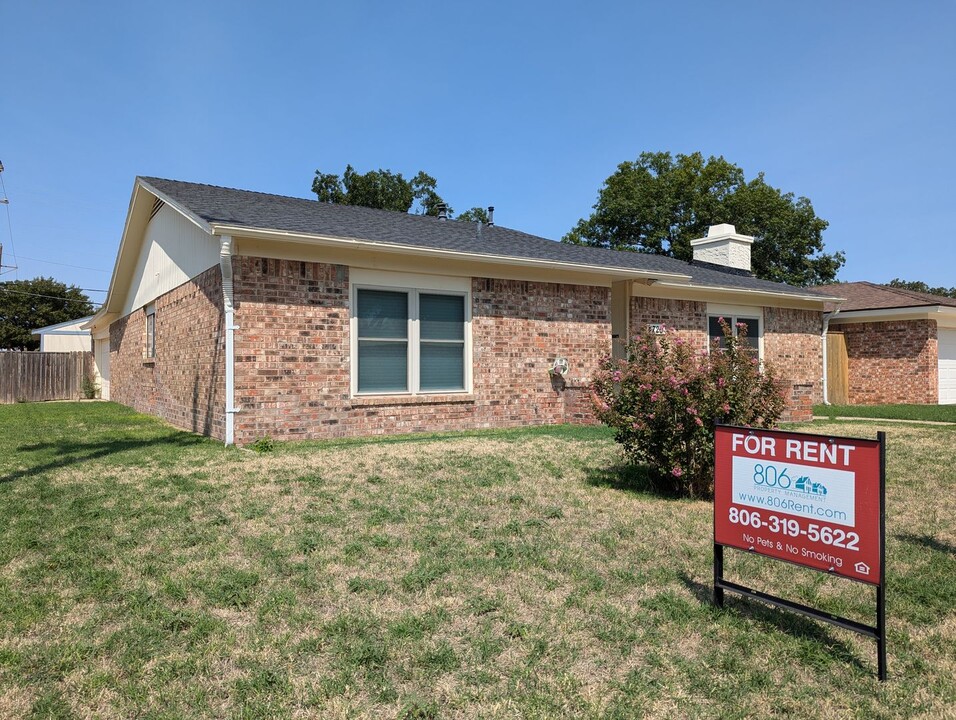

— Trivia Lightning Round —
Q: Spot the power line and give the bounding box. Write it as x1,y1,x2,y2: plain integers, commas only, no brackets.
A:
15,255,112,273
0,286,104,305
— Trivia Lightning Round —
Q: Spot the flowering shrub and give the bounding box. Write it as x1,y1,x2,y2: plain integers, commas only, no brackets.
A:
590,321,786,497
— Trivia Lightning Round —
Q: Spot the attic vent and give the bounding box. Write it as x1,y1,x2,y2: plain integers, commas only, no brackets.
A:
149,198,165,221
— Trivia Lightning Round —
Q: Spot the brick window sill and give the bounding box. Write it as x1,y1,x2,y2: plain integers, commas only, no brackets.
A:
350,393,476,408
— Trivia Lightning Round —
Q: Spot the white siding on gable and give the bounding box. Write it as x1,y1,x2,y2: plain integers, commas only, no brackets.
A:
122,204,219,315
939,329,956,404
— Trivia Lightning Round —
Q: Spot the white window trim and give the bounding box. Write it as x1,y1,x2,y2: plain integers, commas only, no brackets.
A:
349,269,472,397
145,302,156,359
706,303,763,359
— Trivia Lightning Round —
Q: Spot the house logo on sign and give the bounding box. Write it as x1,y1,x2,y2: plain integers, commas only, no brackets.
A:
854,562,871,576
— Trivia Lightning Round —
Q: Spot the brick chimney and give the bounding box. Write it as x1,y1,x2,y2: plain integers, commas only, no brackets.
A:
690,224,754,272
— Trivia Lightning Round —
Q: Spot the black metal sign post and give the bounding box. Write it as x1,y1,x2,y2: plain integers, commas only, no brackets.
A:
713,430,887,682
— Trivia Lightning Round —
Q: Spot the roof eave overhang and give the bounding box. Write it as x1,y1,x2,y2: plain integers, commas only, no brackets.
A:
209,223,693,284
81,308,119,331
650,280,841,308
829,306,956,324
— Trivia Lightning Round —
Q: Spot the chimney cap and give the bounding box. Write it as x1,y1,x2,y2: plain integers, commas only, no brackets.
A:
690,224,753,247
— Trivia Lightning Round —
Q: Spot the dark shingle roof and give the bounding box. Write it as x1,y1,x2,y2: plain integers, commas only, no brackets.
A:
817,281,956,311
140,177,831,298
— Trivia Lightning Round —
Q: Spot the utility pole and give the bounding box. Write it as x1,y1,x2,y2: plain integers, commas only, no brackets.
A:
0,159,17,275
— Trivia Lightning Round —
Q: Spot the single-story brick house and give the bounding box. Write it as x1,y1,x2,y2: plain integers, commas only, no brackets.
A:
85,177,842,445
818,281,956,405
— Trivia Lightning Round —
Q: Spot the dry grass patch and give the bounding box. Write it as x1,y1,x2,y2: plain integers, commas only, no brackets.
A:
0,404,953,718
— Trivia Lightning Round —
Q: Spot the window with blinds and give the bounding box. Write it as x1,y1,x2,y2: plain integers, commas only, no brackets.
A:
355,287,467,394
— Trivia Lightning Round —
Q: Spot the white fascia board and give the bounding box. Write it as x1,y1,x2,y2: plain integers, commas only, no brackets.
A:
31,315,96,334
32,329,91,336
210,224,693,283
650,280,840,307
829,306,956,324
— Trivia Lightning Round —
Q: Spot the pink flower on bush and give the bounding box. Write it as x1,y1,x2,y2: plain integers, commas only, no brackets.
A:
671,466,683,478
650,391,661,402
695,416,704,427
612,371,622,382
717,377,726,388
686,407,698,415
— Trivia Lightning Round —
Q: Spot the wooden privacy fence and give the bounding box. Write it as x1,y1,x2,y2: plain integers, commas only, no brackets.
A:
826,332,849,405
0,351,93,403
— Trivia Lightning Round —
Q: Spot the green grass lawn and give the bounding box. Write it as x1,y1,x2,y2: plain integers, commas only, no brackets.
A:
814,403,956,423
1,402,954,719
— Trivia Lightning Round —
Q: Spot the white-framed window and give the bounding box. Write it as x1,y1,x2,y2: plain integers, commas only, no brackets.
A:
145,303,156,359
350,269,471,396
707,304,762,358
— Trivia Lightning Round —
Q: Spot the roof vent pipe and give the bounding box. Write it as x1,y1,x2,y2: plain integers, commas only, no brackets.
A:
487,206,495,226
437,203,447,221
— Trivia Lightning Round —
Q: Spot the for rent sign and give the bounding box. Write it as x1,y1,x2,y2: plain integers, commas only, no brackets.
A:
714,426,883,584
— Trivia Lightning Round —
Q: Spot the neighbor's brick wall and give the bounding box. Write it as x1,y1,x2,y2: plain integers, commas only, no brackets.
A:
628,298,822,421
764,307,823,421
110,265,226,439
840,319,938,405
231,257,610,444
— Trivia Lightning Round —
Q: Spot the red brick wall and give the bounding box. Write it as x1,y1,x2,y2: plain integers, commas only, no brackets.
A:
110,265,226,439
628,298,822,421
231,258,610,444
630,297,709,352
840,319,938,404
764,307,823,421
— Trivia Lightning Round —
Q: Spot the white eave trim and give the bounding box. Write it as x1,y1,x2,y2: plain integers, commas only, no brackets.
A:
209,223,694,283
829,306,956,324
650,280,842,307
31,315,95,334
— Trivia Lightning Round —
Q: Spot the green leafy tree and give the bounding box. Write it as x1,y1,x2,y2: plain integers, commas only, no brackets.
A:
0,277,94,350
564,151,845,286
888,278,956,299
312,165,452,217
455,207,490,224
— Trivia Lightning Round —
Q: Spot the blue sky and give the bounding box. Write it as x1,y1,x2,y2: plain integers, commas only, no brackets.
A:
2,1,954,305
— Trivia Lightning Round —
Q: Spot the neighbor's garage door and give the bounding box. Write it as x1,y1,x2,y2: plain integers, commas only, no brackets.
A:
940,329,956,404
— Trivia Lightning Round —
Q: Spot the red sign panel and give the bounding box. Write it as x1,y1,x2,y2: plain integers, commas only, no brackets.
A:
714,426,883,585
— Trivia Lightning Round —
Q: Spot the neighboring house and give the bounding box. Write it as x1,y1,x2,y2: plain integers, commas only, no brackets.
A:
819,282,956,405
31,316,93,352
86,177,842,445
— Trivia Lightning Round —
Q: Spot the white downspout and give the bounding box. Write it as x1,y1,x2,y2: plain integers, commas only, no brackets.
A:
821,303,843,405
220,237,239,445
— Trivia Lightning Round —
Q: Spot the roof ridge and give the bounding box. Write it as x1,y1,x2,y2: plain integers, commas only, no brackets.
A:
139,176,317,205
139,176,511,231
